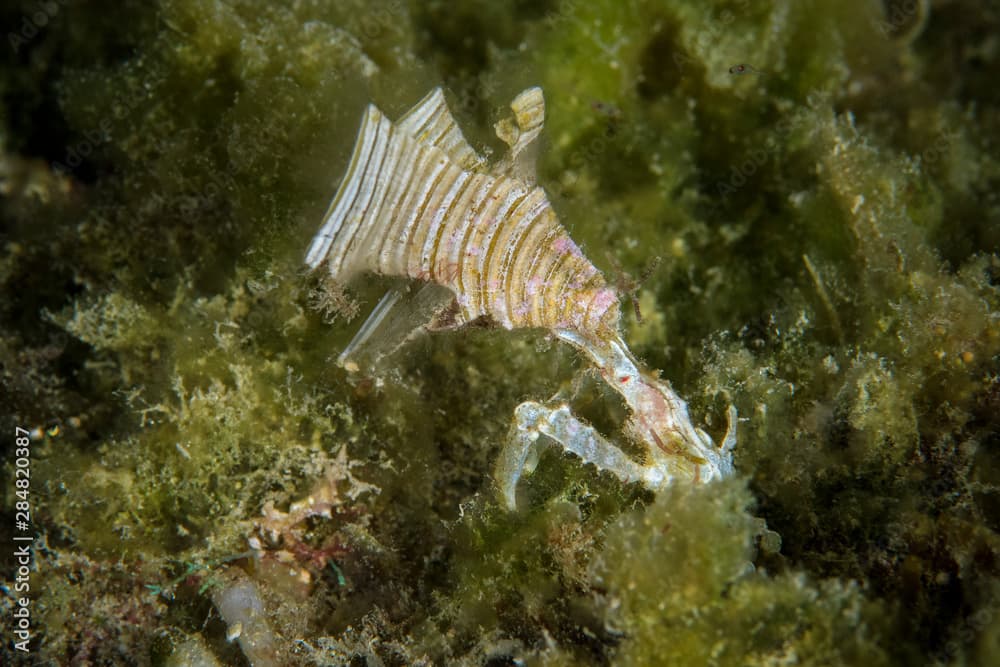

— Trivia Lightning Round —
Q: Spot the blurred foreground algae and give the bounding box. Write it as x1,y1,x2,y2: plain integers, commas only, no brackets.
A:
1,0,999,665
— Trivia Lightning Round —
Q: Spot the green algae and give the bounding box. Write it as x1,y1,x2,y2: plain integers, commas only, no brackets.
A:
2,0,999,665
594,479,892,666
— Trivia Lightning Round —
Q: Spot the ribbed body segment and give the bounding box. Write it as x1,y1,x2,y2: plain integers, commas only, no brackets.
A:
306,87,621,338
308,87,740,511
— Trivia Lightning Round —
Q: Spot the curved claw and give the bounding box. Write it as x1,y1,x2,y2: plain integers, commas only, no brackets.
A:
495,400,656,510
723,405,738,453
495,402,544,510
710,404,738,479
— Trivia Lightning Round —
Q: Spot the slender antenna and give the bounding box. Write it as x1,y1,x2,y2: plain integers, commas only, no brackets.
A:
605,252,662,323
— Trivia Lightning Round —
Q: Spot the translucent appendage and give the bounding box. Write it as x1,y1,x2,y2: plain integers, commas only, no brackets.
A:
496,400,658,510
338,282,455,373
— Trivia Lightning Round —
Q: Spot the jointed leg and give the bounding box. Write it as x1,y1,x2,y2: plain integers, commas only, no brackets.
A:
495,400,655,510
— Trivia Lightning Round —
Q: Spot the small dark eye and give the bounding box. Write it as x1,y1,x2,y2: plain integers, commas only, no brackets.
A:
729,63,767,76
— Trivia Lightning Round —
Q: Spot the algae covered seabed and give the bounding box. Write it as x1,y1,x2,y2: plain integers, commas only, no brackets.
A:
1,1,999,665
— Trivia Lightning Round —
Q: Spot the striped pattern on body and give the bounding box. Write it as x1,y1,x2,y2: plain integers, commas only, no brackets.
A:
306,87,621,337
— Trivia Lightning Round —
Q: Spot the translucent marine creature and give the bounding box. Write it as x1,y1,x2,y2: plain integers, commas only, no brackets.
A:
307,86,737,509
729,63,766,76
